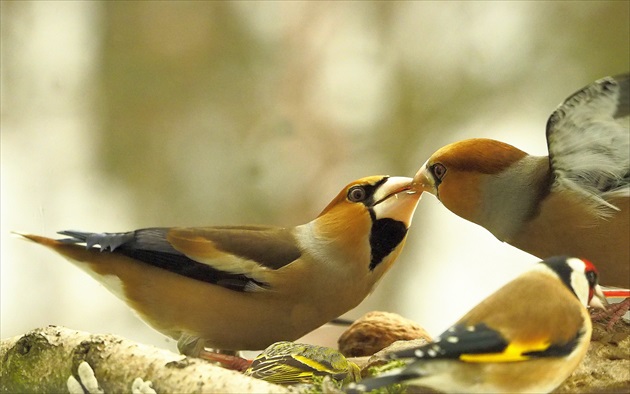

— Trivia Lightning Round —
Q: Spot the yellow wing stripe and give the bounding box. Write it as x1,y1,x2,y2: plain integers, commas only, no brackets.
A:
460,341,550,363
292,354,336,373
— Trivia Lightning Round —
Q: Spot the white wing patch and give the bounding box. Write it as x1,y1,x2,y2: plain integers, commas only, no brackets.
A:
546,75,630,216
190,252,272,284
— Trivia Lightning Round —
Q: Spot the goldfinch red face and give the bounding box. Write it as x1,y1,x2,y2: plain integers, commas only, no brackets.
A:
565,257,607,310
412,139,529,223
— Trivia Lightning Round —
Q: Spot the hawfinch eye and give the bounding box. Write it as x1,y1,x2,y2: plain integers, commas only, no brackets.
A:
431,163,447,181
347,186,367,202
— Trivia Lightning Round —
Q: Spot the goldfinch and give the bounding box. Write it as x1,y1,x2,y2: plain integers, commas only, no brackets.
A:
19,175,420,355
244,341,360,385
413,74,629,291
346,256,607,394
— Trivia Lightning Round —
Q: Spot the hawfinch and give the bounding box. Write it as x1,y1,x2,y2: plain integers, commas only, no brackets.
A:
346,256,607,394
244,341,361,385
19,176,420,355
413,74,629,292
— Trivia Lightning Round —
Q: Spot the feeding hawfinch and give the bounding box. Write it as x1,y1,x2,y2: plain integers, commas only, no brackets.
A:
346,256,606,394
413,74,629,291
18,176,420,355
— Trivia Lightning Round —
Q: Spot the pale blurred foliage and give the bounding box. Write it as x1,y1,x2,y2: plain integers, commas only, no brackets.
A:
2,1,628,352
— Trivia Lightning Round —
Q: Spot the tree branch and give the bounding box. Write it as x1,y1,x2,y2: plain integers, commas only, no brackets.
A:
0,326,290,393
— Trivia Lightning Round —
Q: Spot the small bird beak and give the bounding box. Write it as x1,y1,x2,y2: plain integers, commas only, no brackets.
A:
411,160,435,195
589,284,609,310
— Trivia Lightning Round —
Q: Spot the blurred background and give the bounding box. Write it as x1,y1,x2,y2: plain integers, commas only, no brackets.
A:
2,1,628,354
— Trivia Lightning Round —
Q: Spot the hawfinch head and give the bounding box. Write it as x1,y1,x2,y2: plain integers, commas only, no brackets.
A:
312,175,421,272
411,139,550,238
413,139,528,211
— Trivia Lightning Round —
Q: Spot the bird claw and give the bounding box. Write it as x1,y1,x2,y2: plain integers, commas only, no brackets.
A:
199,349,252,371
591,297,630,330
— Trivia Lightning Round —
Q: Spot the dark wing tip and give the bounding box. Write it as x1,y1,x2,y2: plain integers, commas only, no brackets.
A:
545,74,630,202
611,73,629,119
388,323,509,362
546,74,629,134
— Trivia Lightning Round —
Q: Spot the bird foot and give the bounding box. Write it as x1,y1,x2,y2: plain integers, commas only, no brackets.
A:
199,350,252,371
591,297,630,330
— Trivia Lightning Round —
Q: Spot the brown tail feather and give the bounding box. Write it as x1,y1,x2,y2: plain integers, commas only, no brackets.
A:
14,232,62,247
14,232,105,266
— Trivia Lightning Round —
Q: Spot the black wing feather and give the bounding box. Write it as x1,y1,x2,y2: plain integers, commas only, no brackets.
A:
58,228,268,291
390,323,509,361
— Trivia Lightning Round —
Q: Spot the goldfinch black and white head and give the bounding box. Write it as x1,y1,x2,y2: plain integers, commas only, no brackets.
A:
347,256,606,394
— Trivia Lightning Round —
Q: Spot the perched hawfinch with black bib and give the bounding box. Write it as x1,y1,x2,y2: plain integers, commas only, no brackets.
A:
19,176,420,356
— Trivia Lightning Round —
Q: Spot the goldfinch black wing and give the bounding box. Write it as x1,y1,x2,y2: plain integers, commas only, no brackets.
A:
391,321,582,363
347,322,584,393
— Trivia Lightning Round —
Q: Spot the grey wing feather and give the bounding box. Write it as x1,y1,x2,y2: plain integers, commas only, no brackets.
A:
56,228,271,292
546,74,630,214
58,230,135,251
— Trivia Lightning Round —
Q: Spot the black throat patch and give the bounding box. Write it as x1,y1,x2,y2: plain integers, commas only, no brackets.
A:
369,216,407,270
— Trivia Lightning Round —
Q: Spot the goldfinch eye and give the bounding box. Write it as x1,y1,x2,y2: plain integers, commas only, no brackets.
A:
585,270,598,287
347,186,367,202
431,163,447,181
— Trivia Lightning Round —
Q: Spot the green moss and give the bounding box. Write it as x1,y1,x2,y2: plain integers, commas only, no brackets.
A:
363,360,408,394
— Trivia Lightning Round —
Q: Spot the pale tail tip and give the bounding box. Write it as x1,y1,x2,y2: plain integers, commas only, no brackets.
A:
10,231,51,245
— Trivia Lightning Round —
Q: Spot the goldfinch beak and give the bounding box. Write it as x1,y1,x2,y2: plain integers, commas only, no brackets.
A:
372,176,421,226
589,284,608,310
412,160,435,194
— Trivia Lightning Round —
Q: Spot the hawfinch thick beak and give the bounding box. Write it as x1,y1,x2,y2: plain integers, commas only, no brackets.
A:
411,160,435,194
589,284,608,310
372,176,421,226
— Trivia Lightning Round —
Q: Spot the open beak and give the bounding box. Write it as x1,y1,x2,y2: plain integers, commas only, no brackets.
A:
372,177,422,226
373,177,417,206
589,284,609,310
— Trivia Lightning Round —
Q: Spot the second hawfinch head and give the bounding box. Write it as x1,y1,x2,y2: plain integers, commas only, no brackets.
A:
412,138,549,240
411,74,628,248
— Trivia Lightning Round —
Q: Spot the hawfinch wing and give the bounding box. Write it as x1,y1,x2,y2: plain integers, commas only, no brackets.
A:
58,226,301,292
546,74,629,212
